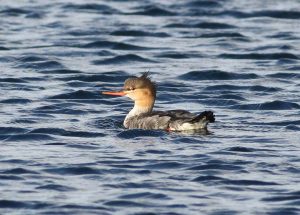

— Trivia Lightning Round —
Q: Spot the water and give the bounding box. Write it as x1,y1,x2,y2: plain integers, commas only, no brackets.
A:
1,0,300,214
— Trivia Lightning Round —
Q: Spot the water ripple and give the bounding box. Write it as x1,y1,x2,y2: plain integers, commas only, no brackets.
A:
232,100,300,110
166,22,236,29
44,166,102,175
36,184,76,192
111,30,170,37
30,128,106,138
62,3,119,14
128,5,176,16
179,70,259,80
81,40,153,50
1,0,300,214
93,54,156,65
220,52,299,60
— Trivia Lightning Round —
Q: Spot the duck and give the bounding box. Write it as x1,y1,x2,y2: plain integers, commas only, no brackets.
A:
102,73,215,131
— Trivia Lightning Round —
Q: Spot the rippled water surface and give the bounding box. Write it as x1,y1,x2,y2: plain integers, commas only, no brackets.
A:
1,0,300,214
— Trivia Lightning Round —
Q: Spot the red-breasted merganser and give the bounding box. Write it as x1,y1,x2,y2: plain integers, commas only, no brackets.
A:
102,73,215,131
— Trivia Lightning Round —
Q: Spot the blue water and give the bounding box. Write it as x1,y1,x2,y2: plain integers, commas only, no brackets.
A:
1,0,300,214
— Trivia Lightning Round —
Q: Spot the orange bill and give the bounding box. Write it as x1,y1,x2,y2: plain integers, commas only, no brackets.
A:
102,91,127,96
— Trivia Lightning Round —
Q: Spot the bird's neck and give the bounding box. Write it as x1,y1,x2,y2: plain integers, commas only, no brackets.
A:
124,97,155,125
130,98,155,116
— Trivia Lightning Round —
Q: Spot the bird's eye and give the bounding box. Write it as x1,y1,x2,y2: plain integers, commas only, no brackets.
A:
129,87,135,91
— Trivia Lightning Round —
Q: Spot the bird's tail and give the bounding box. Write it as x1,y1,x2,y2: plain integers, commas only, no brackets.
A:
168,111,215,131
190,111,215,123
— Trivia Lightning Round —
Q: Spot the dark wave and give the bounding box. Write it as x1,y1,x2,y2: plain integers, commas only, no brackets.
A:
197,98,239,106
166,22,235,29
193,175,279,186
48,90,99,100
194,22,236,29
16,60,65,70
0,127,28,134
0,78,27,83
55,204,109,211
192,175,224,182
65,143,100,150
4,133,54,142
44,166,102,175
287,66,300,72
128,5,176,16
0,159,31,164
111,30,170,37
205,10,300,20
186,0,222,8
12,119,37,124
104,200,149,207
262,191,300,202
66,29,102,36
204,84,244,91
226,147,255,153
145,149,171,155
155,52,193,59
93,54,156,65
267,208,300,215
0,8,30,16
57,70,127,82
0,98,32,104
25,12,44,19
267,72,300,79
144,161,184,169
117,129,166,139
1,168,38,175
36,184,76,192
256,120,300,127
105,181,159,189
220,52,299,60
18,55,47,62
0,200,50,209
107,164,139,169
188,163,243,171
34,105,87,115
215,94,246,101
285,125,300,131
40,69,83,74
111,30,169,37
30,128,106,138
200,32,247,38
268,32,298,40
249,85,281,92
96,50,116,56
179,70,259,80
0,175,24,180
64,81,91,88
0,56,15,62
81,40,153,50
277,58,298,65
249,10,300,19
62,3,119,14
204,84,281,92
119,192,169,200
0,46,9,50
231,100,300,110
224,179,279,186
